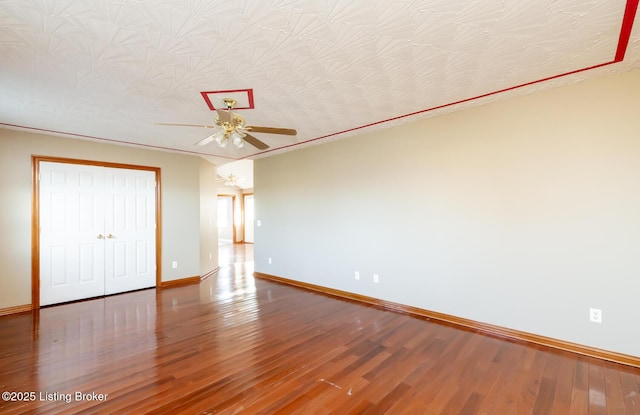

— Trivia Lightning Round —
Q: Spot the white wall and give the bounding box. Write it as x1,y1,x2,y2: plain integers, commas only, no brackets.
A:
254,69,640,357
0,129,219,309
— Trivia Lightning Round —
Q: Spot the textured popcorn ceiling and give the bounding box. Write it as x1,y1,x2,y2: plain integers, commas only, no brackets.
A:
1,0,639,165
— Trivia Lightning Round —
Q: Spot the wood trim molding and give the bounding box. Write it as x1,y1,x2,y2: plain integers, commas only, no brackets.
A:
31,155,163,310
155,169,162,290
241,193,253,244
31,157,41,309
217,194,237,243
0,304,33,317
254,272,640,369
160,276,201,289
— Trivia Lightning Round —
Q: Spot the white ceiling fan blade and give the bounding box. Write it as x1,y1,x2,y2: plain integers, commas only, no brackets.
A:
157,123,216,128
194,134,215,146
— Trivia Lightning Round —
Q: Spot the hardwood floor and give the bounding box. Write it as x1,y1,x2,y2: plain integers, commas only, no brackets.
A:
1,243,639,414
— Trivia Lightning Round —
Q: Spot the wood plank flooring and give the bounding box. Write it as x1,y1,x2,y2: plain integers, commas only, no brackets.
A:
1,243,639,414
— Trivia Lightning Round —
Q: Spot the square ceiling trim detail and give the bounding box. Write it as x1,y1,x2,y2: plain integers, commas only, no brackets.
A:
201,89,255,111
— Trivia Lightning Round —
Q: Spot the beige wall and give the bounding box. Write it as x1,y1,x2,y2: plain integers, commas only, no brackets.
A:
255,69,640,357
0,129,219,309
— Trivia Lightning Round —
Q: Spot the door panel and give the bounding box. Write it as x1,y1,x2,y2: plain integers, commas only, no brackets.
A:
50,245,67,285
104,168,156,295
112,241,127,278
136,240,150,274
79,243,98,282
40,162,105,306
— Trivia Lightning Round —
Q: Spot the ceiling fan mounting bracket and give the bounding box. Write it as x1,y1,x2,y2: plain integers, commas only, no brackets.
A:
222,98,237,110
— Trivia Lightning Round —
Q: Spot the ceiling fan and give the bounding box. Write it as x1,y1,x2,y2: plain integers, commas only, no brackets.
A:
158,98,297,150
217,173,245,187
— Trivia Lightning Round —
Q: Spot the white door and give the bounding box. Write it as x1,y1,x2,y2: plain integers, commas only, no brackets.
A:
39,162,106,305
39,162,156,306
104,168,156,294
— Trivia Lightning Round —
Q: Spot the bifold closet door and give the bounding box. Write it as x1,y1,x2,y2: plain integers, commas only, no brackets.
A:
39,162,156,306
103,167,156,295
39,162,107,306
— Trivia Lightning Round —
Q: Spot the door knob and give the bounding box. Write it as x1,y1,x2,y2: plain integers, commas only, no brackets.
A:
107,234,114,239
97,234,104,239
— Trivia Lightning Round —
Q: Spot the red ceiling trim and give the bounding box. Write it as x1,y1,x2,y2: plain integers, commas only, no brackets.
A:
5,1,636,160
200,89,254,110
246,0,639,159
616,0,639,61
253,62,616,157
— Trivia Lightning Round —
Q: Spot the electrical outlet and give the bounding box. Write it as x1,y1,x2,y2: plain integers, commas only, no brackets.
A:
354,271,360,280
373,274,379,284
268,257,272,265
589,308,602,323
172,261,178,269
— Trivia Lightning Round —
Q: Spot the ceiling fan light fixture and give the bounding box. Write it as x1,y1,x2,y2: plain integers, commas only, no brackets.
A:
224,174,240,186
163,96,295,150
214,130,228,148
230,130,245,148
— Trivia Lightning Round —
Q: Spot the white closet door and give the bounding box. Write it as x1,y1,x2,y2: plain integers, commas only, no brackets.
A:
39,162,106,306
103,168,156,294
40,162,157,306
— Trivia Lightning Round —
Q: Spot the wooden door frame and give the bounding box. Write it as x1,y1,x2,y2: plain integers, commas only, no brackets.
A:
242,193,254,244
31,155,162,310
217,194,236,243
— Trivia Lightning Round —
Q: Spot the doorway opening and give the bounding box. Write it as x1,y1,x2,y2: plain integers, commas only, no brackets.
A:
243,194,254,243
217,194,236,245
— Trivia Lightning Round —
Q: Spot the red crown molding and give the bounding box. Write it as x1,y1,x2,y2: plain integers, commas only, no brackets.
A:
200,89,255,111
243,0,639,159
3,0,637,160
616,0,639,61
